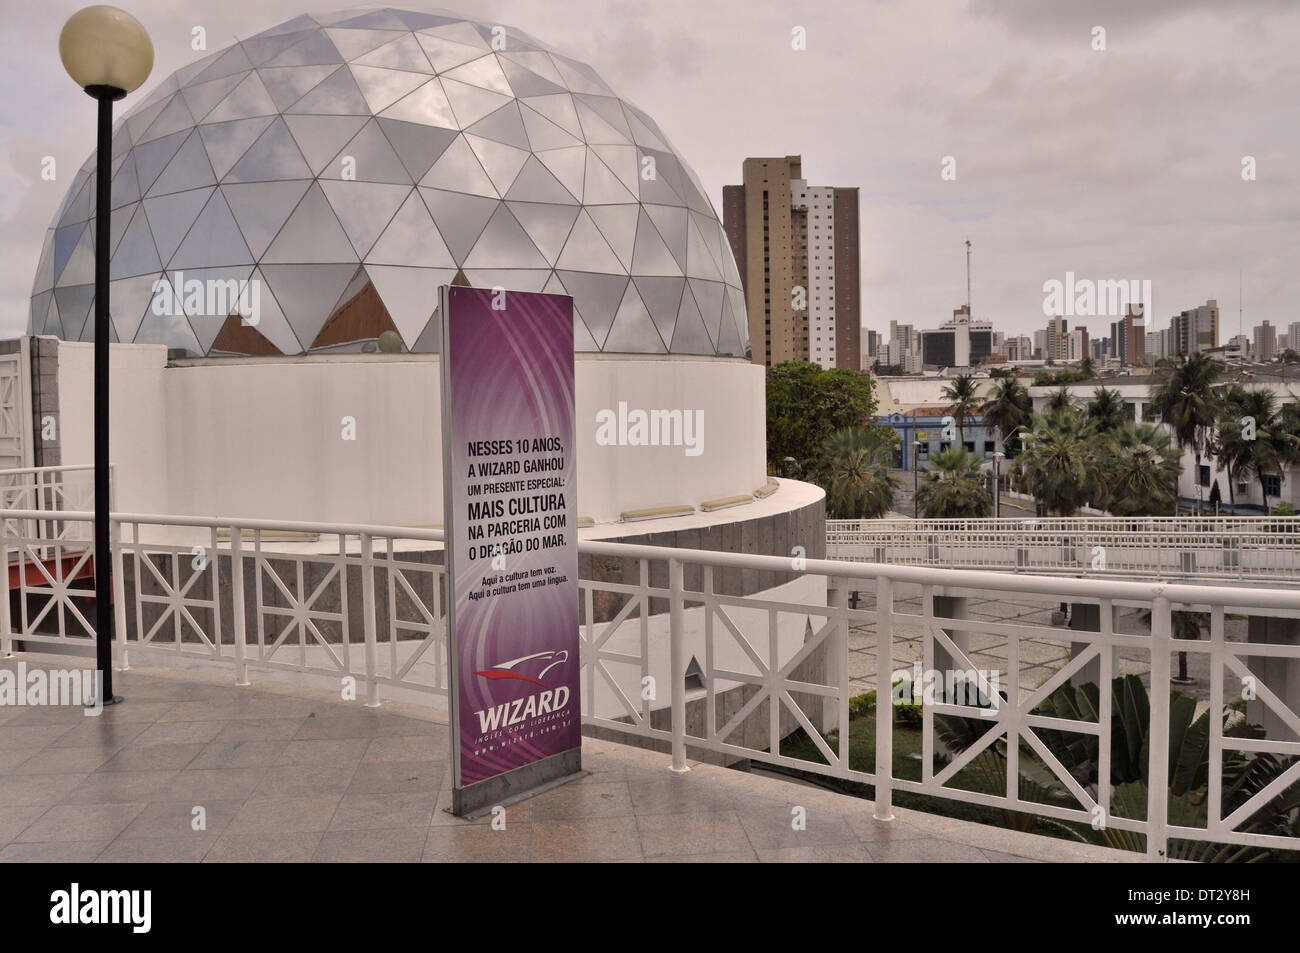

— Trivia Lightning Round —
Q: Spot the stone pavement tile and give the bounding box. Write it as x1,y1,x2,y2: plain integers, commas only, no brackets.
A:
256,763,358,797
531,816,642,863
361,734,447,763
429,790,532,828
226,795,342,835
277,738,371,766
292,714,388,740
160,697,316,722
118,799,244,840
530,781,634,820
14,746,116,775
16,802,147,844
189,739,288,769
645,850,759,863
314,827,427,863
48,720,148,749
423,824,532,863
757,843,875,863
634,811,750,859
0,804,53,843
153,767,266,802
96,836,216,863
0,750,33,772
98,742,206,772
1,706,92,726
328,791,434,831
0,724,74,749
736,806,857,850
133,719,228,747
864,836,990,863
59,770,180,804
90,701,177,724
215,718,305,742
204,832,322,863
630,778,741,815
842,814,934,843
980,848,1043,862
0,772,86,806
347,760,444,795
0,841,106,863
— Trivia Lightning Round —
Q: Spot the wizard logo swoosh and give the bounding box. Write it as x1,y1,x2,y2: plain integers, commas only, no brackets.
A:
475,650,569,687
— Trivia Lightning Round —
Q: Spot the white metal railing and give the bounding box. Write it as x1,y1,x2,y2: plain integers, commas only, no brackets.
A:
0,463,112,550
3,505,1300,861
828,516,1300,583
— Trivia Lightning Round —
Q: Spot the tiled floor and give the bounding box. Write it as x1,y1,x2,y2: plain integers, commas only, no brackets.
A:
0,654,1136,863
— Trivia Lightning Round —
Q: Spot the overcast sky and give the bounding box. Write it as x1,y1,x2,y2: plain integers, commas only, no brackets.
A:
2,0,1297,343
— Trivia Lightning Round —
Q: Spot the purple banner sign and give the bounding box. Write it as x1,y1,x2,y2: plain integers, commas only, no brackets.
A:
440,286,581,810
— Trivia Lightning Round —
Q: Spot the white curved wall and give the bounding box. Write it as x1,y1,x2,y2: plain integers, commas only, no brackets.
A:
55,344,766,525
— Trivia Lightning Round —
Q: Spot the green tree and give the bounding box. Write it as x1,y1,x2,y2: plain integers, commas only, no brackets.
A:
980,375,1032,457
1149,353,1223,513
819,427,897,518
1215,388,1300,511
914,447,991,518
1086,386,1126,434
1013,409,1096,515
1045,387,1076,414
940,373,980,446
766,361,876,474
1094,422,1181,516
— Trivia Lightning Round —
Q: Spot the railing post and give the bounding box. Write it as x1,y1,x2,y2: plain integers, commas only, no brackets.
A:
110,517,129,670
0,530,11,659
1147,595,1172,861
361,533,380,708
874,576,895,821
230,527,250,687
668,556,689,774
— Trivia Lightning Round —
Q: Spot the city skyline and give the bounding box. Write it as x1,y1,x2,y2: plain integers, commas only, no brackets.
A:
3,1,1298,343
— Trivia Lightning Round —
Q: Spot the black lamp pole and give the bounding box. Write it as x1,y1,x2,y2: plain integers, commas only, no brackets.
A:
89,83,125,706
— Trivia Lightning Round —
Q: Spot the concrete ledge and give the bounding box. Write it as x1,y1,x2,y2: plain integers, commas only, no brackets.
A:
620,504,696,522
699,494,753,512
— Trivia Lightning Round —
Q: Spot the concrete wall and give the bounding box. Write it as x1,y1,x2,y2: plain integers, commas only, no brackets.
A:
45,343,767,526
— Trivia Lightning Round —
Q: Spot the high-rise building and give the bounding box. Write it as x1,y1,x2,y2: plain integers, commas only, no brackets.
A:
1254,320,1277,362
1113,305,1146,366
1170,300,1219,356
1033,329,1048,360
1045,316,1070,361
723,156,860,370
1288,322,1300,355
920,305,993,368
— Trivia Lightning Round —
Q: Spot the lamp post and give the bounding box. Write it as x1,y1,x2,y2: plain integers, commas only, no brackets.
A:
59,6,153,706
912,441,922,518
992,450,1005,519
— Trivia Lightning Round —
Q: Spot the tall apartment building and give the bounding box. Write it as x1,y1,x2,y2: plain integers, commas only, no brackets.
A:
1045,316,1070,361
1254,320,1277,362
1110,306,1146,366
1033,329,1048,359
1170,300,1219,356
722,156,860,370
1288,322,1300,355
920,305,994,368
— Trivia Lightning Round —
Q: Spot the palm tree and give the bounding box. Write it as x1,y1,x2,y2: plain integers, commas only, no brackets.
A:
1094,422,1181,516
1149,353,1223,513
1045,387,1075,414
914,447,991,518
980,375,1032,452
1086,386,1126,434
1013,410,1096,515
1078,356,1096,378
1215,388,1300,511
940,373,980,447
819,427,897,518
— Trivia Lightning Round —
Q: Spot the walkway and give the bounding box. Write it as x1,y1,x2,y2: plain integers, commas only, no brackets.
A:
0,655,1134,863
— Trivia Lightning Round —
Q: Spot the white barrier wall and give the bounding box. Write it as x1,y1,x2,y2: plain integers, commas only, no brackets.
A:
53,345,767,525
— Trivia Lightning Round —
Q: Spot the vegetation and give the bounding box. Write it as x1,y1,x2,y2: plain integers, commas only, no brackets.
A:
914,447,991,518
1149,353,1224,512
766,361,876,475
818,427,897,519
940,373,980,446
1093,422,1182,517
1214,387,1300,511
979,375,1032,459
1085,386,1127,434
1012,409,1096,515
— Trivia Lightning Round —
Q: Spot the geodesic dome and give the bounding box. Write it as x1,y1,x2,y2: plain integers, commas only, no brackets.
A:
29,7,749,358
